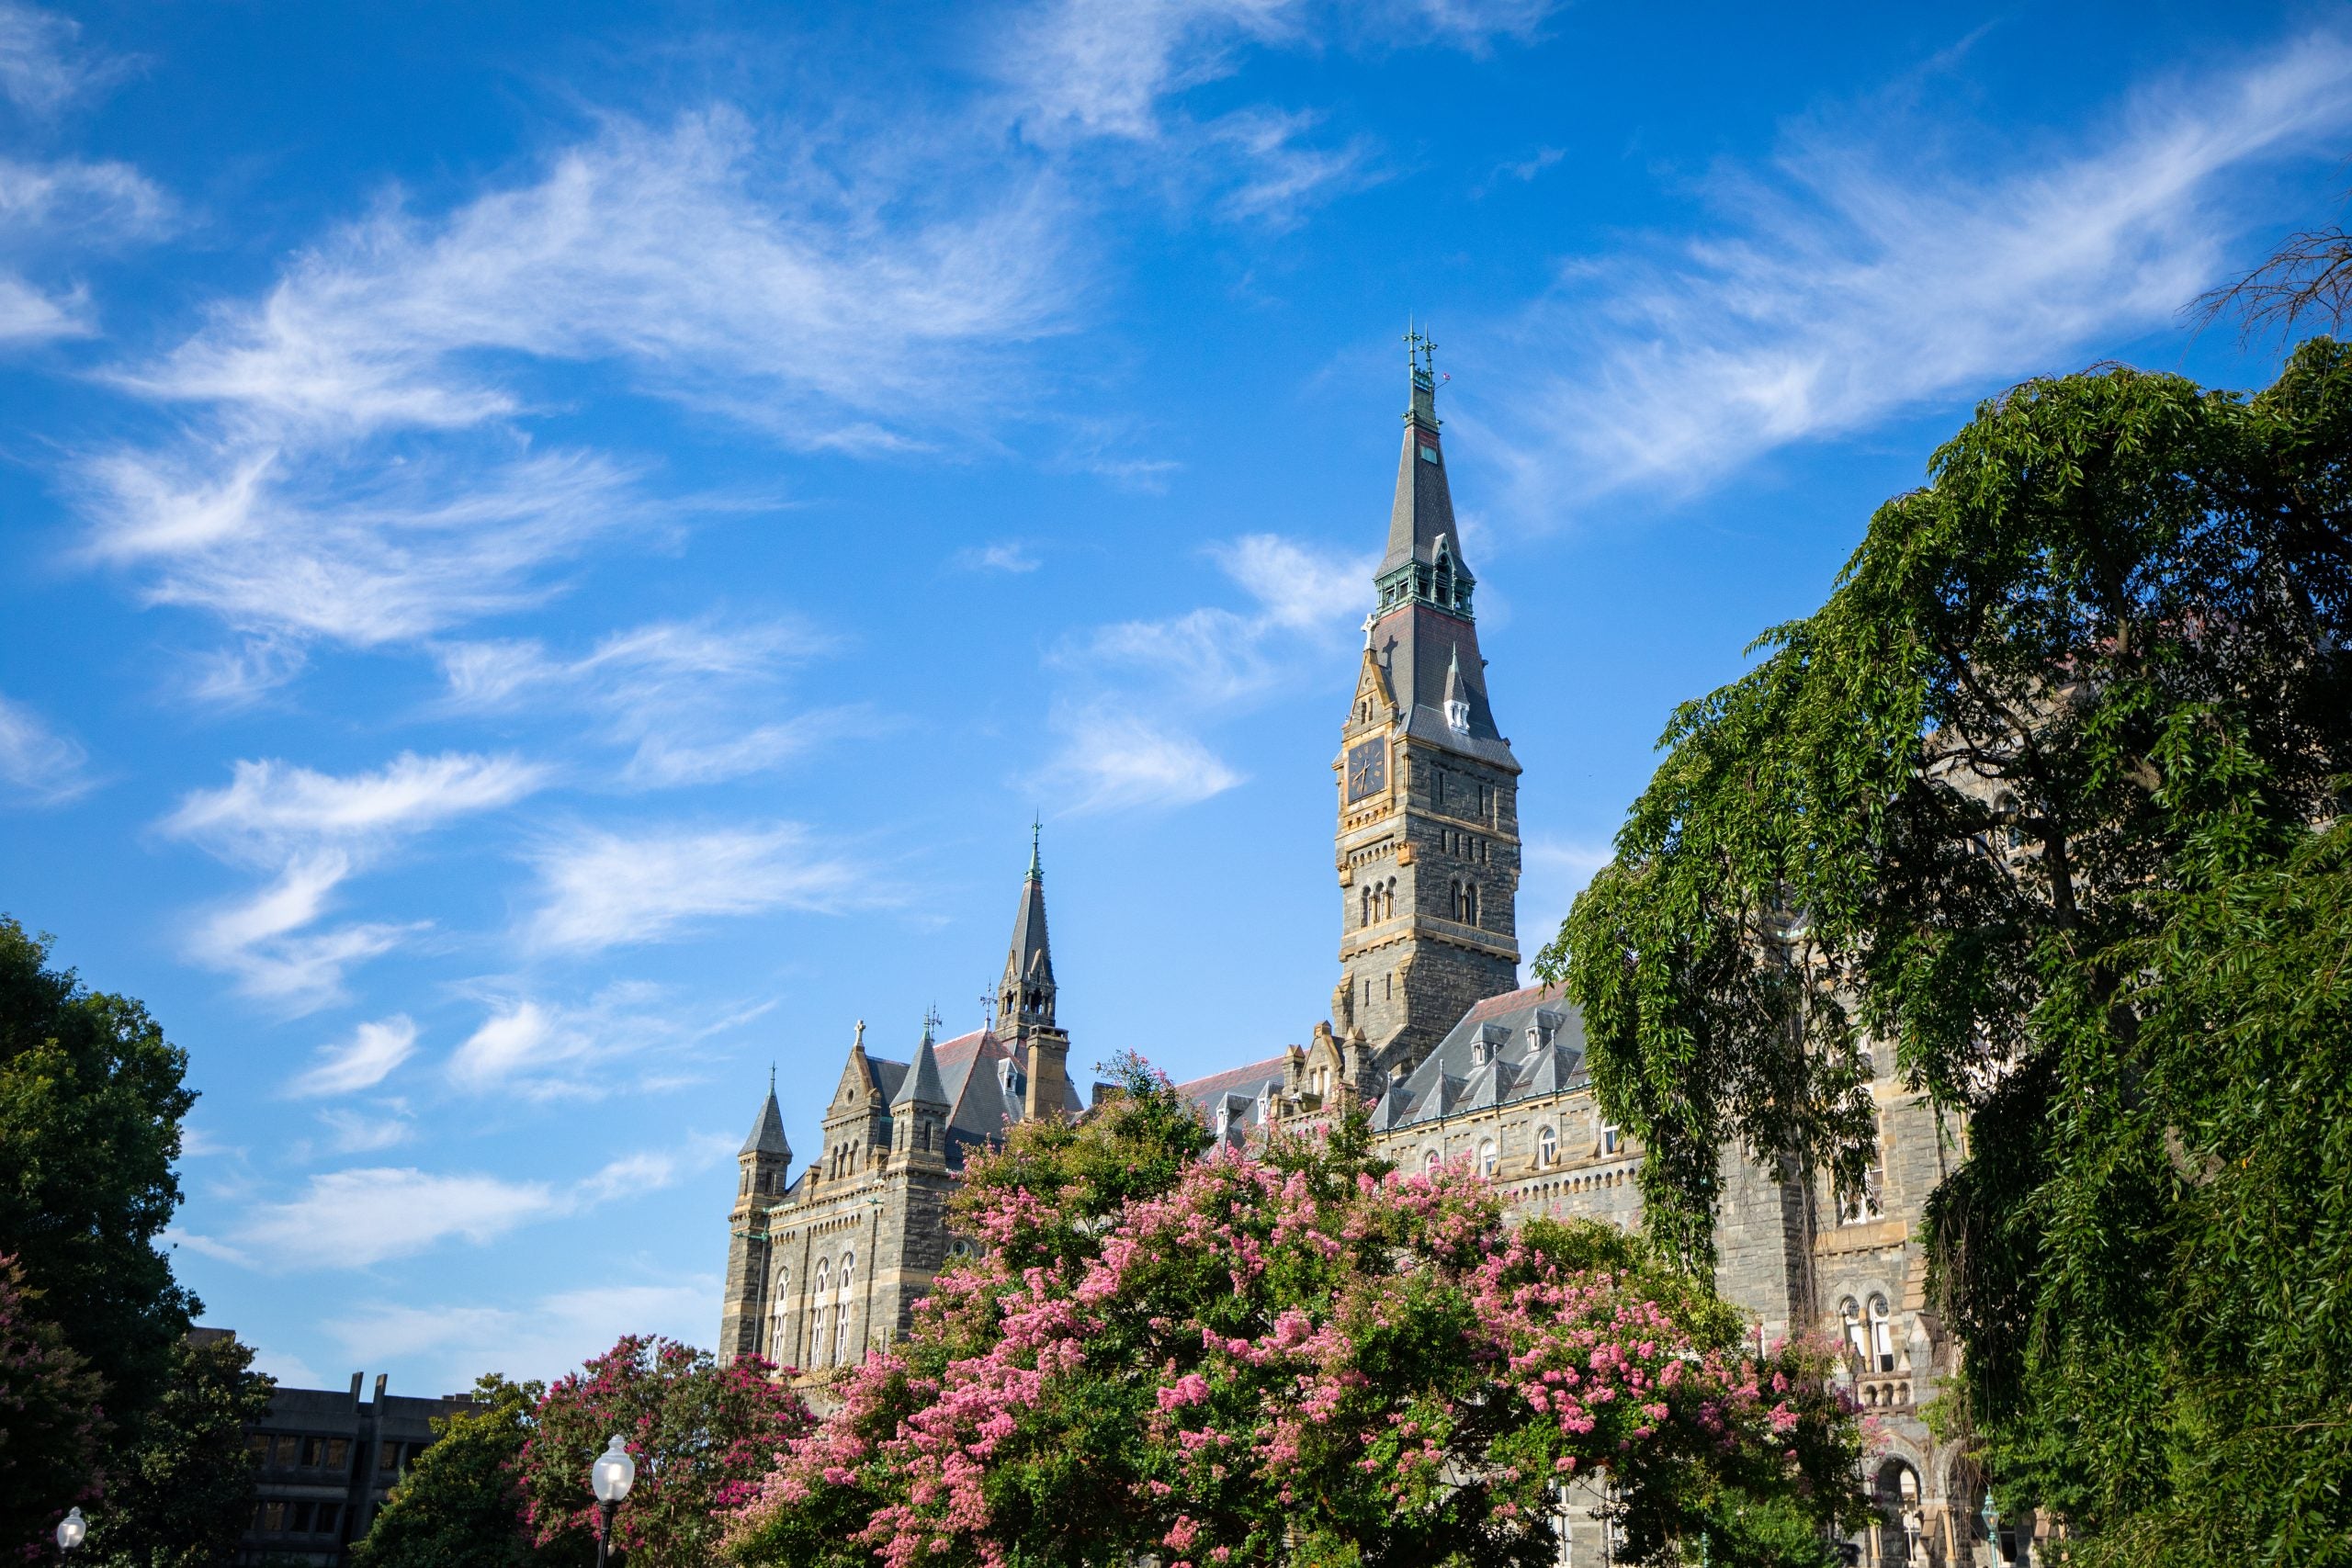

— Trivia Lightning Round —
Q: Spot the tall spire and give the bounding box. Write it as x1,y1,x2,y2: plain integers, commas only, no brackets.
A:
1376,332,1474,619
994,824,1057,1036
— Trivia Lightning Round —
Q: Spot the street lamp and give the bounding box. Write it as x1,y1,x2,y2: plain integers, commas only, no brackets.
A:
591,1436,636,1567
1980,1492,2003,1565
55,1508,86,1555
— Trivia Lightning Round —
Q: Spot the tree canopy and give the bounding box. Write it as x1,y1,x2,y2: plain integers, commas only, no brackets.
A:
356,1376,550,1568
1543,341,2352,1560
726,1065,1863,1568
85,1330,277,1568
522,1337,810,1568
0,918,198,1426
0,1254,106,1556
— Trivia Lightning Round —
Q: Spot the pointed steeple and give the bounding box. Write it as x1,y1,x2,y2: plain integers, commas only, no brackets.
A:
1442,646,1470,733
741,1077,791,1158
995,824,1057,1035
891,1023,949,1111
1375,329,1474,620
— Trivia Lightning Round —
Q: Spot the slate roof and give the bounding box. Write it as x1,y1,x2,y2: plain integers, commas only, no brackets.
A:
859,1026,1086,1168
741,1087,791,1159
1379,983,1589,1131
1174,1055,1291,1149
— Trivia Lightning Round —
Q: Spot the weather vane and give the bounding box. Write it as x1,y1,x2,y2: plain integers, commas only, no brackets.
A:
1405,316,1437,381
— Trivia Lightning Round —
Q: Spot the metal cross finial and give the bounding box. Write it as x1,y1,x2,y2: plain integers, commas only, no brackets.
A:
980,987,997,1033
922,1002,943,1039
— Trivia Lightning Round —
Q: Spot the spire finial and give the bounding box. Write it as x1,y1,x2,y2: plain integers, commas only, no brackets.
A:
922,1002,942,1044
768,1061,776,1095
1027,815,1042,880
853,1019,865,1051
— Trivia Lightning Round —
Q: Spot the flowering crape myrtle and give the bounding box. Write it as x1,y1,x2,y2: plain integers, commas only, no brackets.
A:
727,1063,1862,1568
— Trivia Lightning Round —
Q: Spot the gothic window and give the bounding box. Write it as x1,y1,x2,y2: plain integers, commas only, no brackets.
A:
834,1303,852,1365
840,1250,855,1297
1385,971,1394,1000
1478,1139,1497,1177
1362,886,1374,927
1424,1149,1442,1174
1838,1130,1886,1224
1868,1294,1895,1371
1383,878,1396,919
811,1259,831,1364
1839,1297,1867,1364
1464,882,1479,925
1996,791,2023,851
767,1270,791,1359
1538,1125,1558,1168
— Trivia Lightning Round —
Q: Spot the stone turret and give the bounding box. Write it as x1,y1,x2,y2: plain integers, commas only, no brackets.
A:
995,822,1072,1121
719,1071,793,1363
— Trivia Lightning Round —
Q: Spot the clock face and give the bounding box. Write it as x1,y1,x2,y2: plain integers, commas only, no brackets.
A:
1346,739,1387,803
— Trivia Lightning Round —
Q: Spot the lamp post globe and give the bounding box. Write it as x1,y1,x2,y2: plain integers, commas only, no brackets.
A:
55,1507,86,1552
590,1436,636,1567
1980,1493,2003,1564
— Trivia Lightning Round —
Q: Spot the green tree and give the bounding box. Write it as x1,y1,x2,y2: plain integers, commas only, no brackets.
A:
727,1072,1863,1568
0,1254,107,1556
1543,344,2352,1559
0,918,198,1426
85,1332,277,1568
355,1375,548,1568
521,1339,809,1568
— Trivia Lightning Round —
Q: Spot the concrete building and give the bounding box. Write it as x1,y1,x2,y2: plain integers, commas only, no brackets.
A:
197,1329,476,1567
719,340,1987,1566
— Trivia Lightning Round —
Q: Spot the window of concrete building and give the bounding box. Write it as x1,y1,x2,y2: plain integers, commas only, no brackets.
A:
1869,1294,1895,1371
260,1502,286,1533
379,1441,401,1472
247,1433,268,1462
318,1503,341,1535
1478,1139,1497,1177
1538,1125,1558,1167
326,1438,349,1471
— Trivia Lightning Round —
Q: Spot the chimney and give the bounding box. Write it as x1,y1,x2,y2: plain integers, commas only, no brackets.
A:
1022,1026,1071,1123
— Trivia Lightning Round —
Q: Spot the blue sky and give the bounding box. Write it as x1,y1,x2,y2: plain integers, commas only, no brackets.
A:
1,0,2344,1395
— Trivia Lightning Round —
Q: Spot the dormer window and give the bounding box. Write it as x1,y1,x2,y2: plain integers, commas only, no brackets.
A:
1446,694,1470,732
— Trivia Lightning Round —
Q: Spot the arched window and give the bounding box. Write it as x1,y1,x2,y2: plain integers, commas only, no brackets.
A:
1464,882,1479,925
1537,1125,1558,1168
1361,886,1373,927
1839,1297,1867,1364
834,1303,852,1365
839,1250,855,1296
1383,879,1396,919
767,1268,791,1359
1869,1294,1895,1371
1478,1139,1497,1177
1424,1149,1442,1175
810,1258,831,1364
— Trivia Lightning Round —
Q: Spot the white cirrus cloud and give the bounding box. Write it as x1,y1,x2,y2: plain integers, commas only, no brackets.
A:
524,822,880,953
1037,703,1245,815
230,1168,560,1270
0,690,93,805
325,1279,718,1388
446,985,776,1100
1035,530,1369,810
163,751,546,1010
1483,30,2352,515
434,617,846,788
949,540,1041,573
0,3,128,114
77,106,1074,662
284,1016,419,1099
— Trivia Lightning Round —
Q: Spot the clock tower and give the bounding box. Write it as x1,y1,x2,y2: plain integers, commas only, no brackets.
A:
1332,333,1522,1083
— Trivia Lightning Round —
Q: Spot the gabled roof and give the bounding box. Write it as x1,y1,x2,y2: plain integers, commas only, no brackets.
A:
891,1031,948,1110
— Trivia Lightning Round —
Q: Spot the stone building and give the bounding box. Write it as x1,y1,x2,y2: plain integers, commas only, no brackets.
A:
719,343,1991,1566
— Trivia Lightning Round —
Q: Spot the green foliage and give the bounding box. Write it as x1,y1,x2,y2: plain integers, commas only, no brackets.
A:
355,1376,549,1568
732,1087,1864,1568
0,1253,107,1556
85,1331,277,1568
520,1337,808,1568
1542,343,2352,1557
0,918,198,1425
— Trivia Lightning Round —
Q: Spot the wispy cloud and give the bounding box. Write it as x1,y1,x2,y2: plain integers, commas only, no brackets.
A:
0,3,130,115
0,691,93,804
77,107,1074,662
231,1168,560,1270
1037,702,1246,813
524,822,878,953
1034,531,1368,811
215,1129,736,1273
326,1279,718,1388
950,540,1041,573
285,1016,419,1099
445,984,775,1100
435,617,843,787
1487,31,2352,513
163,751,545,1009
